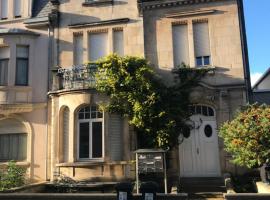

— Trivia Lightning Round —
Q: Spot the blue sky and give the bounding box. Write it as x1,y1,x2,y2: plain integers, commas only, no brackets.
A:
243,0,270,85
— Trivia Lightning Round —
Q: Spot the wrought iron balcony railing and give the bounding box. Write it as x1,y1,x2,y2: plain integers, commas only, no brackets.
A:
57,63,98,90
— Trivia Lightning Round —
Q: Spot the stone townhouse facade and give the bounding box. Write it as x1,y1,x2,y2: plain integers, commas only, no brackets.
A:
0,0,58,182
0,0,251,184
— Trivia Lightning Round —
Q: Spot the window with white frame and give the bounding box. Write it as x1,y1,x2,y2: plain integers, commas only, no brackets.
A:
113,29,124,56
0,0,8,19
74,34,84,65
193,21,211,67
15,46,29,86
78,105,103,160
172,23,189,67
0,47,9,86
88,32,108,61
13,0,22,18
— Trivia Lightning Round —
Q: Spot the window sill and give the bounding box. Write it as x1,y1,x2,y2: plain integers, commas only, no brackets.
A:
82,0,113,7
0,161,30,167
56,161,130,167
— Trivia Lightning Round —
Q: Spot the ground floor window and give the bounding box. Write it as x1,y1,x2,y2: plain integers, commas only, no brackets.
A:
78,105,103,160
0,133,27,161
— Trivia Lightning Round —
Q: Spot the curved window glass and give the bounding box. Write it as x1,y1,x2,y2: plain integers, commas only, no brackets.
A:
189,105,214,117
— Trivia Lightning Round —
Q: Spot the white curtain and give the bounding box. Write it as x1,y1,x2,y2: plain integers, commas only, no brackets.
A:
172,24,190,67
0,118,27,161
73,35,83,65
113,30,124,56
14,0,22,17
193,22,211,57
88,32,108,61
1,0,8,19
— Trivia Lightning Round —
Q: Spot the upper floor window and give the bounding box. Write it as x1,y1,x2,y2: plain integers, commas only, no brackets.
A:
193,21,211,67
88,32,108,61
0,0,8,20
88,28,124,61
74,34,83,65
78,105,104,160
0,47,9,86
113,29,124,56
14,0,22,18
15,46,29,86
172,23,189,67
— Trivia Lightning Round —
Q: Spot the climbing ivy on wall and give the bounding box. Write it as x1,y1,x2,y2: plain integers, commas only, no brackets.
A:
94,54,211,149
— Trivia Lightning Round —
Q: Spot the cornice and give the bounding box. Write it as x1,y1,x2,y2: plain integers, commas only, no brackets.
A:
138,0,225,12
0,103,47,115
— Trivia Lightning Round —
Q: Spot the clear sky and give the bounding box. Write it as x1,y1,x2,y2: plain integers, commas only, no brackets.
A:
243,0,270,85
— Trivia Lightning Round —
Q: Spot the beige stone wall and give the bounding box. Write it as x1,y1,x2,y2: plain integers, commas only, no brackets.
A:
144,0,245,86
0,11,49,182
58,0,144,68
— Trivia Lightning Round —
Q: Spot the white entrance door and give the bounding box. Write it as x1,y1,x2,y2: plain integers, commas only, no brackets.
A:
179,115,220,177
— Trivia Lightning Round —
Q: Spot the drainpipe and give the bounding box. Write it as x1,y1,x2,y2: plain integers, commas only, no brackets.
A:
237,0,253,103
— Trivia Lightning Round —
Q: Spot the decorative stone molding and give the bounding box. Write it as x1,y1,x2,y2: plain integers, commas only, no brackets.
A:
138,0,225,12
0,103,47,115
166,9,217,18
172,20,188,25
68,18,130,29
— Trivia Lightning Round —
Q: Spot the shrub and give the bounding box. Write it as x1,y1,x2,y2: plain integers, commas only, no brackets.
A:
0,161,26,191
219,104,270,168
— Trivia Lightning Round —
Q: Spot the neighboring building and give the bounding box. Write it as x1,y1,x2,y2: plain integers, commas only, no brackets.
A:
48,0,251,183
0,0,57,182
0,0,252,185
253,68,270,104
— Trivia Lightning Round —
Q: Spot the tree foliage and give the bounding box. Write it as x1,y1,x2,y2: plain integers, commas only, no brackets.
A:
219,104,270,168
95,54,211,149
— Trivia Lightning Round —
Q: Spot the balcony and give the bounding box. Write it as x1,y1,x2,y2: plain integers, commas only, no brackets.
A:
57,63,98,91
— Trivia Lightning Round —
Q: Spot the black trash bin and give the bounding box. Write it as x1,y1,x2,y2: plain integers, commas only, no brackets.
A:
139,181,158,200
115,182,133,200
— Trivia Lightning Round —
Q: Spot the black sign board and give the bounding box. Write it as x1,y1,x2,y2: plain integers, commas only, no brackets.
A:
137,152,163,173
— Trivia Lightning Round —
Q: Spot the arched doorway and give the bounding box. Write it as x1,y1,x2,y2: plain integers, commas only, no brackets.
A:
179,105,220,177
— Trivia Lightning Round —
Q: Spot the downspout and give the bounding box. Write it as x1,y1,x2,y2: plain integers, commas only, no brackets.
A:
45,24,53,181
237,0,253,103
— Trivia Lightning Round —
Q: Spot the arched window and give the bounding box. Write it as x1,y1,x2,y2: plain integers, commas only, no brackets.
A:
77,105,103,160
189,105,215,117
0,118,27,161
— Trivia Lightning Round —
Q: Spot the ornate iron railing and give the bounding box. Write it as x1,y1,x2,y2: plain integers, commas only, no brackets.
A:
57,63,98,90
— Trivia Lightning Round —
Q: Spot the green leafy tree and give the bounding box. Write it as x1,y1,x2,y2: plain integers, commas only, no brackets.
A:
94,54,211,149
219,104,270,168
0,161,26,191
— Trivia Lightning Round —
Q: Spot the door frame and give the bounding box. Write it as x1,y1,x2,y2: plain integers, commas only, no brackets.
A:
179,105,221,177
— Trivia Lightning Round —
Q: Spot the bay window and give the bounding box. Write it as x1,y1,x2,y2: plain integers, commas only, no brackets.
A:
78,105,104,160
0,47,9,86
15,46,29,86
